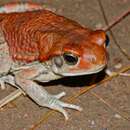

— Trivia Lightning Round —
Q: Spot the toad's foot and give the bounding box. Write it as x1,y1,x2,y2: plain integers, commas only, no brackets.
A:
16,74,82,120
0,78,6,90
17,79,82,120
0,75,25,108
0,75,16,90
38,92,82,120
15,64,82,120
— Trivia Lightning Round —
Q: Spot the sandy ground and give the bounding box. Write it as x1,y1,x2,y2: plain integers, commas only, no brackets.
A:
0,0,130,130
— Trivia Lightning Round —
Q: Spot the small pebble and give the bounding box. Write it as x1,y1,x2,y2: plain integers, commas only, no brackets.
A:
88,120,96,128
114,114,121,119
23,113,29,118
114,63,122,69
91,120,95,125
105,69,116,76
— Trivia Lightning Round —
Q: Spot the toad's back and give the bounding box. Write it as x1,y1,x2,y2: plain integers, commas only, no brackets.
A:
0,10,91,62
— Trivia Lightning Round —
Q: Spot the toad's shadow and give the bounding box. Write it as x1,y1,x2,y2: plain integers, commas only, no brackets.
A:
38,69,106,88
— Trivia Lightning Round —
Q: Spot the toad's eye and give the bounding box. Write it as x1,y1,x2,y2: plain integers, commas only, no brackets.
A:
105,34,110,47
63,52,79,65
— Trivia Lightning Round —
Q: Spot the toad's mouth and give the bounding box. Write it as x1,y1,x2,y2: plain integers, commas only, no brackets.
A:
60,64,106,76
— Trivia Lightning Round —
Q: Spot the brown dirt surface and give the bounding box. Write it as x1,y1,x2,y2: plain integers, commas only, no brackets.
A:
0,0,130,130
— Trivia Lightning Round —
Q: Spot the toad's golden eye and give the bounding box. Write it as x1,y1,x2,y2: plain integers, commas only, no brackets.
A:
63,52,78,65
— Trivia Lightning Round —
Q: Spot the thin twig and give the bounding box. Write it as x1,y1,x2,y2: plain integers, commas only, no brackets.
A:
98,0,130,60
0,89,22,108
119,72,130,76
103,10,130,31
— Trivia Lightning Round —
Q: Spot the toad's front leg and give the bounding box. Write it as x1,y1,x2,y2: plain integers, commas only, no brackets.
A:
15,64,82,120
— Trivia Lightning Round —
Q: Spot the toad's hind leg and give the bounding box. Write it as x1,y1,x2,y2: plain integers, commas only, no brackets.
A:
15,66,82,120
